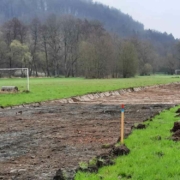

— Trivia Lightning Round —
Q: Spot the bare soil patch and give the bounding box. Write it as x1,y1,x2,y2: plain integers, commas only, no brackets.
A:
0,83,180,179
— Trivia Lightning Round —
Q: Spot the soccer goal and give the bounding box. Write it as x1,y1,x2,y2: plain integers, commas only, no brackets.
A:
0,68,29,91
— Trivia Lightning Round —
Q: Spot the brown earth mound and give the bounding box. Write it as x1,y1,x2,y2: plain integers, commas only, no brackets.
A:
171,121,180,141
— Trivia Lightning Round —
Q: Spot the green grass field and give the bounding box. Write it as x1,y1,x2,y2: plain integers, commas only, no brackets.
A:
75,106,180,180
0,75,180,107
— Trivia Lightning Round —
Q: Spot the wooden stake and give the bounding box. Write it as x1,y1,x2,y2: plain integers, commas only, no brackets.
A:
121,104,125,144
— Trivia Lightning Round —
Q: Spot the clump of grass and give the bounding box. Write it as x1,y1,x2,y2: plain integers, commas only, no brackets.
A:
79,162,89,171
101,143,114,149
75,106,180,180
89,157,98,167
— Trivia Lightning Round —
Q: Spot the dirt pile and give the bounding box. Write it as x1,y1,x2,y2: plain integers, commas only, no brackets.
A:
171,121,180,141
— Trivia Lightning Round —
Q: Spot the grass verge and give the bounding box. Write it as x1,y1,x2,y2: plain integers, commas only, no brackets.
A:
0,75,180,107
75,106,180,180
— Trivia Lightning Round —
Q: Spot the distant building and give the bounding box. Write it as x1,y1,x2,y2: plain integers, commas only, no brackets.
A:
175,70,180,75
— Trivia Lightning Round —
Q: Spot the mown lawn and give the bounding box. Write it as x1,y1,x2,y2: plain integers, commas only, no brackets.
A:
0,75,180,107
75,106,180,180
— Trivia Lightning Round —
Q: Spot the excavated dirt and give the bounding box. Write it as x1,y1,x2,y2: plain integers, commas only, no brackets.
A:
171,120,180,141
0,83,180,180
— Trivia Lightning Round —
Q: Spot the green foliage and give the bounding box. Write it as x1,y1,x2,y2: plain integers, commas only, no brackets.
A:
75,106,180,180
0,75,180,107
10,40,31,66
121,41,138,78
141,63,153,76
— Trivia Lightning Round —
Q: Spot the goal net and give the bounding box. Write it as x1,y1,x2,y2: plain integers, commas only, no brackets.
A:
0,68,29,92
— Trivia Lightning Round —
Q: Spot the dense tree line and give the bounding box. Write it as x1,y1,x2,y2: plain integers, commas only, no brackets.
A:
0,0,179,78
0,15,180,78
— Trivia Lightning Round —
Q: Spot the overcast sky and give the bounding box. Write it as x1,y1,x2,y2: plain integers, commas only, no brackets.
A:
94,0,180,39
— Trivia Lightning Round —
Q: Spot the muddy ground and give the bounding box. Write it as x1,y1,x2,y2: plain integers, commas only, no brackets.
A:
0,83,180,180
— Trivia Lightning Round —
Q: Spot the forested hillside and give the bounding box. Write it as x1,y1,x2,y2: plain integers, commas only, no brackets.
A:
0,0,179,78
0,0,144,36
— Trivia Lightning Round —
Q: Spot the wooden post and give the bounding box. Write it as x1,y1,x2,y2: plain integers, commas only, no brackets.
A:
27,68,29,91
121,104,125,144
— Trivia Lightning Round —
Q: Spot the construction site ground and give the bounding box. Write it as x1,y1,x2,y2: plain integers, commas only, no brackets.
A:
0,83,180,179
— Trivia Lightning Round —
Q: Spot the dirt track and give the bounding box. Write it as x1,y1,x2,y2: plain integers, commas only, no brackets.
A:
0,83,180,180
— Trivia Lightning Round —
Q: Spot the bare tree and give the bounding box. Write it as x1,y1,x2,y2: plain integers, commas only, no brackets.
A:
40,24,50,76
2,18,27,45
29,17,41,76
79,27,114,78
60,15,81,77
0,39,8,67
45,14,62,76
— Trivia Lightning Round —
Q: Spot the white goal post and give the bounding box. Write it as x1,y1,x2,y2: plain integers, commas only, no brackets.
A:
0,68,29,91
